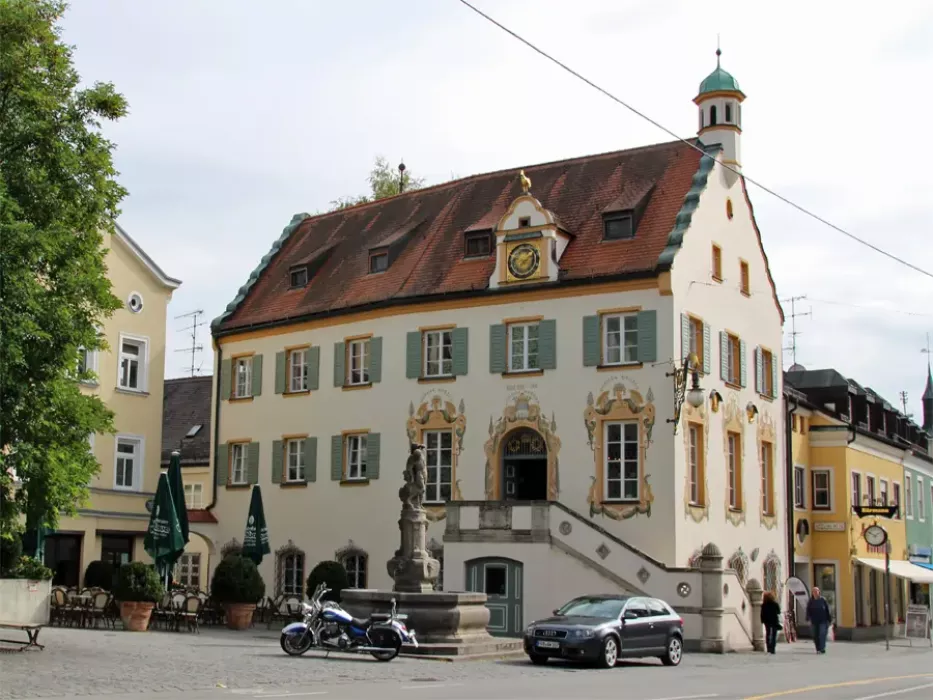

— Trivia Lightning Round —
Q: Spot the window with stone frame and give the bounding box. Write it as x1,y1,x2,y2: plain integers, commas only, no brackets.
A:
341,551,368,589
762,554,782,596
275,542,305,597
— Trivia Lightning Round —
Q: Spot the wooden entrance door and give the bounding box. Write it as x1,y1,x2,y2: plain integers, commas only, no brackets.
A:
466,557,523,636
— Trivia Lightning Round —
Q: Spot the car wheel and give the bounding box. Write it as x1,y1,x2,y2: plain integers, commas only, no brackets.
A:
528,653,548,665
661,635,683,666
597,635,619,668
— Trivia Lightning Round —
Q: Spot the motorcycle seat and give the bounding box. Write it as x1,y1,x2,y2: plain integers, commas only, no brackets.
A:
350,617,372,629
369,613,392,622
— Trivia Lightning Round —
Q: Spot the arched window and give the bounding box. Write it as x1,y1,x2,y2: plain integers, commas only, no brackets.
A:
709,105,718,126
275,540,305,597
699,109,704,131
728,548,749,586
341,552,367,589
725,103,733,123
763,553,782,596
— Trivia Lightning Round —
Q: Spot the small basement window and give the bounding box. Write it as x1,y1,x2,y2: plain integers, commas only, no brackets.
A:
603,215,634,240
289,266,309,288
464,232,492,258
369,251,389,274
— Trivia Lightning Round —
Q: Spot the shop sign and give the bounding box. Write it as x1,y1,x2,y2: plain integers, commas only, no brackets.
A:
814,521,845,532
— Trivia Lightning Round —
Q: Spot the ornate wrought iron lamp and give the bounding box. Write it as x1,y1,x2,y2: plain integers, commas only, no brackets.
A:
667,353,704,433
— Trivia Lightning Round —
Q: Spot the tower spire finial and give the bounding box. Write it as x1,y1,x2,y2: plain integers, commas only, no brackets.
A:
716,34,722,66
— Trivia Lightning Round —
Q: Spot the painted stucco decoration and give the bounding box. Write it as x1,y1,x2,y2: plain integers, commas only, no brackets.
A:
721,392,747,526
750,547,759,562
407,394,467,521
335,538,366,563
728,547,750,586
483,392,561,500
637,566,650,584
584,385,656,521
681,401,711,522
756,409,778,530
762,550,782,596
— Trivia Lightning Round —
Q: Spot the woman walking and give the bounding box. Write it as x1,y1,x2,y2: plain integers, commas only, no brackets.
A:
761,591,781,654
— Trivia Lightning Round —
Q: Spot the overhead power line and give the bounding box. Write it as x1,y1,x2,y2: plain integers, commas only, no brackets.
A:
455,0,933,280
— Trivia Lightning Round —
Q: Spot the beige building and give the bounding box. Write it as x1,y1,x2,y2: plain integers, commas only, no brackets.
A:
203,54,785,648
44,225,180,587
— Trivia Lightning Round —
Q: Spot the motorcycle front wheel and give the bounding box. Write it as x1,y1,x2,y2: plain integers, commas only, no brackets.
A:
280,631,313,656
368,628,402,662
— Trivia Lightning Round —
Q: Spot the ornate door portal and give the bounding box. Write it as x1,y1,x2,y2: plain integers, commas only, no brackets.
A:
501,428,548,501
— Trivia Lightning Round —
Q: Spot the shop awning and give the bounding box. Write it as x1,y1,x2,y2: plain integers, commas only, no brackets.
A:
914,561,933,572
855,557,933,584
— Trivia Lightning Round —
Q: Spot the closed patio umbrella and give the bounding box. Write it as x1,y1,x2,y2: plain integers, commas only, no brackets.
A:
167,451,190,545
144,473,185,584
242,485,270,565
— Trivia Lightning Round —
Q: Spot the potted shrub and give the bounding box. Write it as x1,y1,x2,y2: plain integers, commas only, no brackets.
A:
210,554,265,630
113,562,164,631
83,560,115,591
306,560,349,602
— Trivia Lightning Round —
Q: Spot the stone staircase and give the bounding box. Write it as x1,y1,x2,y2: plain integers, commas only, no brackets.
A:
444,501,762,652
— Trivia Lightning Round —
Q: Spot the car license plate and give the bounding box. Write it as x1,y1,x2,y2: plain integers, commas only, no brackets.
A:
536,640,560,649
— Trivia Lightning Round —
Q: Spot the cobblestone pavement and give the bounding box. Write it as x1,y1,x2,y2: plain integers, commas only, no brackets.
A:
1,627,931,700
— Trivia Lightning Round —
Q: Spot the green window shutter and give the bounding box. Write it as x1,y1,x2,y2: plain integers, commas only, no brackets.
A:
215,444,229,486
274,352,286,394
370,337,383,383
739,340,747,388
636,310,657,363
307,346,320,391
333,341,346,387
251,354,263,397
331,435,344,481
451,328,469,376
247,441,260,484
754,347,763,394
304,437,318,482
702,322,712,375
771,355,779,399
367,433,381,480
271,440,284,484
582,315,600,367
538,319,557,370
220,359,232,400
489,324,507,373
681,314,691,362
406,331,422,379
720,332,729,381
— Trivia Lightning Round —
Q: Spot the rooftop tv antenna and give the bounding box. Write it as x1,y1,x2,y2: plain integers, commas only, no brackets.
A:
781,295,812,367
175,309,205,377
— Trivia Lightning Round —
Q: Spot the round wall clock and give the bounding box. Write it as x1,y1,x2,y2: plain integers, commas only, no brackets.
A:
507,243,540,280
864,524,887,547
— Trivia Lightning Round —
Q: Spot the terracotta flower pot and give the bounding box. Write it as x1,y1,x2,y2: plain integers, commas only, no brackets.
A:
120,601,155,631
224,602,256,630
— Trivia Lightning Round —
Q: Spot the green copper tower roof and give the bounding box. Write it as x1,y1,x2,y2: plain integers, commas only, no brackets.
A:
698,49,744,97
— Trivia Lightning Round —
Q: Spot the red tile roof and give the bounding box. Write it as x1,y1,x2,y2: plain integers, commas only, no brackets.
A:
215,139,707,334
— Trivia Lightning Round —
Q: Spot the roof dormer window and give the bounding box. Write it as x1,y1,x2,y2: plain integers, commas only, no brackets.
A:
289,265,309,288
369,250,389,274
603,213,634,241
518,216,531,228
464,231,492,258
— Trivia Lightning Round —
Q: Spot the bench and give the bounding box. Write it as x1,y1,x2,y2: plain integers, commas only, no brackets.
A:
0,622,45,652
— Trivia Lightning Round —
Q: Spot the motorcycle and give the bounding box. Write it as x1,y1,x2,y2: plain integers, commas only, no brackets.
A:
280,583,417,661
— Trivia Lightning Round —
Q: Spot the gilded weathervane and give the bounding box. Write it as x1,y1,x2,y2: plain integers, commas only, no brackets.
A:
519,169,532,194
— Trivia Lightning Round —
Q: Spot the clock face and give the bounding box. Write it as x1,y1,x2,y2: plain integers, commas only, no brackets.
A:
864,525,887,547
507,243,540,280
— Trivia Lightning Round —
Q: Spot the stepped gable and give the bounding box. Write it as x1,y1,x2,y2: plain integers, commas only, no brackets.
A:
217,139,705,333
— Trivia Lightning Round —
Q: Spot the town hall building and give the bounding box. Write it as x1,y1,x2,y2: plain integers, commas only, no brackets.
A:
199,52,785,650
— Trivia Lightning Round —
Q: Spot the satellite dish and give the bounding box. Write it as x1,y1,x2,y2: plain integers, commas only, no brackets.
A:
789,363,806,372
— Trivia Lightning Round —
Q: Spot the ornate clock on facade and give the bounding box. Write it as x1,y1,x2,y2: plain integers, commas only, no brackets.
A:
864,524,887,548
507,243,540,280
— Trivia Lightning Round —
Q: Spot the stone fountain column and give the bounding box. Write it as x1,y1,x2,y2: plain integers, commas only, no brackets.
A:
340,443,516,657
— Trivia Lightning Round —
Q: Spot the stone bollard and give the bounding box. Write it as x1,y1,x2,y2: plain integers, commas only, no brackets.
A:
746,578,765,652
699,542,725,653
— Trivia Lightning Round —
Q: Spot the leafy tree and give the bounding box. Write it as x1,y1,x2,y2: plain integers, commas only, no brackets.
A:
306,560,349,602
329,156,425,211
0,0,125,537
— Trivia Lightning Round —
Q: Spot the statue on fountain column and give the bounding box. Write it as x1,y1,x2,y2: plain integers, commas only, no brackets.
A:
388,443,440,592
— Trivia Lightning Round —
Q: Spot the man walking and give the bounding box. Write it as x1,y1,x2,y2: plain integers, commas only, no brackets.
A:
805,586,832,654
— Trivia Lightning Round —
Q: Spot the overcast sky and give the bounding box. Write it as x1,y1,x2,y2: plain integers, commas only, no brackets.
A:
60,0,933,418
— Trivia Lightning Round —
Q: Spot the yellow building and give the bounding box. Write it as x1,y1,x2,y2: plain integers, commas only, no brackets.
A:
44,225,180,587
786,367,933,640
